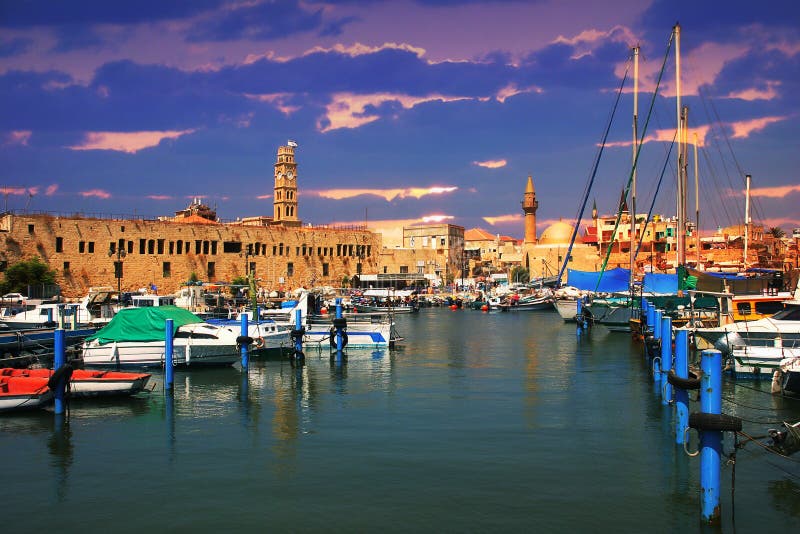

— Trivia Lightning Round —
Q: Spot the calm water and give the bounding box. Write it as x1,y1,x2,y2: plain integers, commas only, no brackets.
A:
2,309,800,531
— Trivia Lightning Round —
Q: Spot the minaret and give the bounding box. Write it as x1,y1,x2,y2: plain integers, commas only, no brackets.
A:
522,175,538,245
273,141,299,225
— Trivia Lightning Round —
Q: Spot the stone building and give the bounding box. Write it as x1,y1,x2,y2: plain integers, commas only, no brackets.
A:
0,143,380,298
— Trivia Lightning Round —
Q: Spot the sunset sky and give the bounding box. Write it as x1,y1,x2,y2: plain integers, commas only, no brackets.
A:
1,0,798,239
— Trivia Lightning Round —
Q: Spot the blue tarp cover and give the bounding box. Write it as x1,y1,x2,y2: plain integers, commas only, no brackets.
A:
566,268,630,293
642,273,678,294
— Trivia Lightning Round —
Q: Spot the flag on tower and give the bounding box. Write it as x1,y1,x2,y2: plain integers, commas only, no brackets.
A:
287,139,298,147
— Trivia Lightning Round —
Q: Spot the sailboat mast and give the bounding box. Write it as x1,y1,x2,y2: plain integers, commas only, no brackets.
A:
674,23,684,267
744,173,751,268
630,45,639,284
693,132,700,266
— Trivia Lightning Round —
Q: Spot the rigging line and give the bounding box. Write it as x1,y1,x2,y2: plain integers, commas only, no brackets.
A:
634,131,676,260
696,147,725,230
700,147,735,227
555,56,632,286
722,395,799,412
699,92,746,227
595,29,675,290
703,86,768,225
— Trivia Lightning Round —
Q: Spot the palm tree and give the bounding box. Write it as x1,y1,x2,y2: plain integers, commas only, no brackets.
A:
769,227,786,239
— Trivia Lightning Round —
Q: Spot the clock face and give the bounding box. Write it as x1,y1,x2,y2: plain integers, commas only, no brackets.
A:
287,171,294,180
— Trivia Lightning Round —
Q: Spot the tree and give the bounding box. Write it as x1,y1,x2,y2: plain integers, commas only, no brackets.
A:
230,276,247,297
769,226,786,239
510,266,530,284
0,257,56,295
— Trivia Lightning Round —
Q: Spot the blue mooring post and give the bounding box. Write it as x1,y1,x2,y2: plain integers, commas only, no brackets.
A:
294,309,303,359
699,349,723,524
660,316,673,405
652,310,663,382
165,318,174,391
576,297,584,334
646,303,656,334
53,328,66,415
240,313,249,370
335,298,344,358
674,329,689,444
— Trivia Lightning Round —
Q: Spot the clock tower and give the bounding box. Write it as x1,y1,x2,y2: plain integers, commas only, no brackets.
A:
273,141,299,225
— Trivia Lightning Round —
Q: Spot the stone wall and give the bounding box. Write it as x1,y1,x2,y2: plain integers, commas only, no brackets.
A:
0,213,381,298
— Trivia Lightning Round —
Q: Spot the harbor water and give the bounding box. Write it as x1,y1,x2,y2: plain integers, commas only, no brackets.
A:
2,309,800,531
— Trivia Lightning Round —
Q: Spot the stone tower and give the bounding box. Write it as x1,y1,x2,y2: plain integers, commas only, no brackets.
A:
273,142,299,225
522,175,538,245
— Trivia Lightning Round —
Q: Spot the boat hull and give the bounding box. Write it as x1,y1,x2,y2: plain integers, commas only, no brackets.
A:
0,376,53,412
82,340,240,369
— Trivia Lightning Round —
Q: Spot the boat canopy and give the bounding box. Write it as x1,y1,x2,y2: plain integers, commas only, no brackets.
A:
566,268,630,293
642,273,678,294
85,306,203,345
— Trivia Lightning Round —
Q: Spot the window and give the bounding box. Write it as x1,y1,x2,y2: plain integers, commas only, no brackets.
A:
322,263,329,276
400,266,409,274
207,262,215,279
147,240,155,254
755,301,785,315
169,241,174,254
157,239,165,254
211,241,218,255
88,242,94,253
177,241,183,254
736,302,752,316
55,237,63,253
139,239,146,254
441,237,446,246
28,224,34,234
63,261,70,274
287,262,294,276
163,262,171,277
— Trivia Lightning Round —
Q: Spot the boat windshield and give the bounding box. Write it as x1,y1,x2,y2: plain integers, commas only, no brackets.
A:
771,306,800,321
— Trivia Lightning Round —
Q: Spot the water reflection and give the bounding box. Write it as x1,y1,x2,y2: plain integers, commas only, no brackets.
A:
47,415,73,503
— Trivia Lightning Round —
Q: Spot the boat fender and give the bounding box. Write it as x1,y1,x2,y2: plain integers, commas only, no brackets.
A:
236,335,253,347
254,337,265,349
688,412,742,432
332,317,348,330
329,327,349,348
667,369,702,390
48,364,74,391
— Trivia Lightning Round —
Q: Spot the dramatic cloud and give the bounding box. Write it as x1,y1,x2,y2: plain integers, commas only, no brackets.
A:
314,186,458,202
146,195,173,201
483,214,522,226
45,184,58,196
68,129,197,153
4,131,31,146
746,184,800,198
473,159,507,169
0,186,30,196
729,116,787,139
79,189,112,199
318,93,470,132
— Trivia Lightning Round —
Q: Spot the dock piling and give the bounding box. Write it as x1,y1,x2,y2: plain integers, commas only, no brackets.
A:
165,318,174,390
53,328,66,415
674,329,689,444
660,316,673,405
240,313,249,370
699,349,722,525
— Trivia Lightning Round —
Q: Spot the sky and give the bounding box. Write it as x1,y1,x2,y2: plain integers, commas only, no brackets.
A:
1,0,799,240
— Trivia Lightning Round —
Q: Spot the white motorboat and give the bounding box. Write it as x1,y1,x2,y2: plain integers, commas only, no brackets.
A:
206,317,292,353
0,286,117,330
779,355,800,396
82,306,243,369
730,341,800,377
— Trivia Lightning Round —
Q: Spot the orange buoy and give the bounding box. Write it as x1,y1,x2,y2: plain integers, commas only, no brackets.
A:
481,305,489,312
450,304,458,310
320,307,328,314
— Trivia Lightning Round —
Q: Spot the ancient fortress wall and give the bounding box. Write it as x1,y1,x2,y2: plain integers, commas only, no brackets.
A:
0,213,381,298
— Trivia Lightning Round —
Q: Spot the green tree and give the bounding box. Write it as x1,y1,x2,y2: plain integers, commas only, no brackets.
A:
769,226,786,239
0,257,57,295
188,271,199,283
230,276,247,296
510,266,530,284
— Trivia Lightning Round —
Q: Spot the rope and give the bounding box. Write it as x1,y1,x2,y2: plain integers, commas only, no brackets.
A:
555,56,632,286
737,430,800,464
633,131,677,261
595,27,675,289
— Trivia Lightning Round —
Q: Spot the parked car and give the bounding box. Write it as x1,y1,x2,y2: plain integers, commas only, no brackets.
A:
2,293,27,302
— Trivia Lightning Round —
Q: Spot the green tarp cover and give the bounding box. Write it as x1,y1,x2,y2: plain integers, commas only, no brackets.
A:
85,305,204,345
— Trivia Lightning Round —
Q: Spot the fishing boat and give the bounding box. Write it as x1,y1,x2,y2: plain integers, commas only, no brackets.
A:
82,306,243,369
0,375,52,412
497,292,553,311
1,367,150,397
352,289,419,314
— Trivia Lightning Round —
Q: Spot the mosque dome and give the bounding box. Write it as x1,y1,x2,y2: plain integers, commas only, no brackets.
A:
538,220,578,245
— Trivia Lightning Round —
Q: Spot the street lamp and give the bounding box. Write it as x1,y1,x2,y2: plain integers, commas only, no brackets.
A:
108,244,126,295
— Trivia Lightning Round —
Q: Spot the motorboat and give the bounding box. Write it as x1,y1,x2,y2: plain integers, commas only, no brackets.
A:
0,286,117,331
730,341,800,377
1,367,150,397
206,317,292,354
779,355,800,396
0,375,52,412
352,289,419,314
497,292,554,311
82,306,244,369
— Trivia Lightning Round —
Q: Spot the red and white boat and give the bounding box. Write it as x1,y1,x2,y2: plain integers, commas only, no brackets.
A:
0,375,52,412
1,367,151,398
